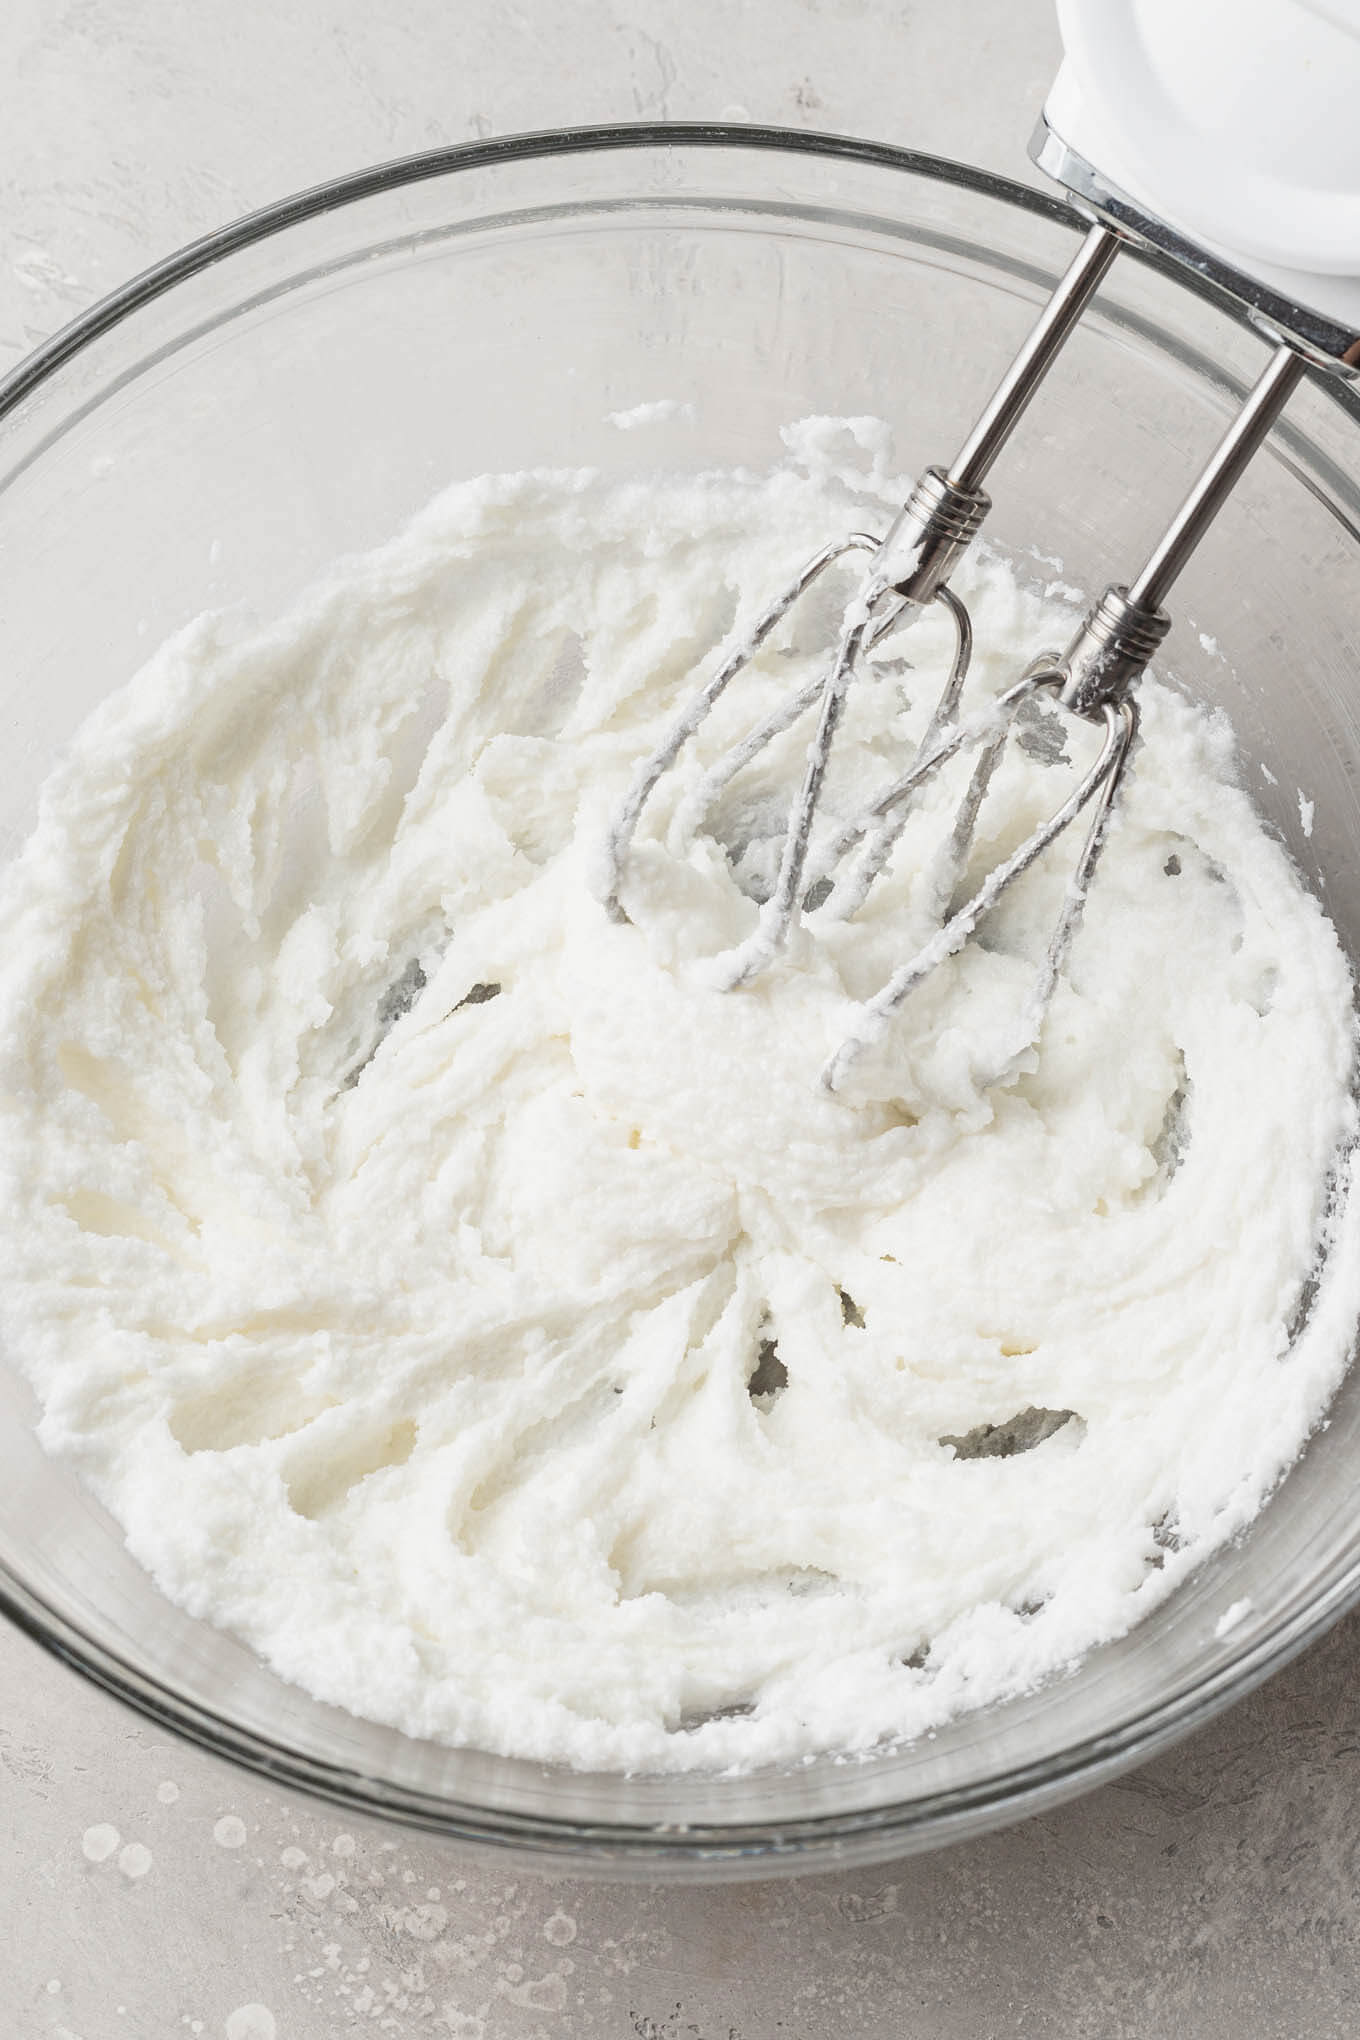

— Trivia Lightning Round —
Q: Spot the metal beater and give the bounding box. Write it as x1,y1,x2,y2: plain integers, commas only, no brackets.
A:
599,0,1360,1090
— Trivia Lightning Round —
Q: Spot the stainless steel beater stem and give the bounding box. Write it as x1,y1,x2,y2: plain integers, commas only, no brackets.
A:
949,223,1123,496
883,224,1122,605
1128,344,1308,615
1059,343,1310,716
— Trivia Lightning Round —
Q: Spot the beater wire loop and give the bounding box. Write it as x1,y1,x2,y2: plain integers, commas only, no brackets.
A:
598,532,879,924
819,686,1139,1093
804,586,975,921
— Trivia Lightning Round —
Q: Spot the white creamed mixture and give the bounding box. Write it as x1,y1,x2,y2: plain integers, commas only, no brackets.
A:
0,420,1356,1772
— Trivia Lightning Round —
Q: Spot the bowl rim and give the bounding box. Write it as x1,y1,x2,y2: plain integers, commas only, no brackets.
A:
5,118,1358,427
2,119,1359,1872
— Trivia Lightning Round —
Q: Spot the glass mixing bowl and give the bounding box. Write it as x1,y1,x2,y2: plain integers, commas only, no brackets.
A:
2,126,1359,1880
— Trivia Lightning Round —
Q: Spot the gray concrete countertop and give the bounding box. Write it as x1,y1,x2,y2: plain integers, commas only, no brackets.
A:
3,4,1359,2035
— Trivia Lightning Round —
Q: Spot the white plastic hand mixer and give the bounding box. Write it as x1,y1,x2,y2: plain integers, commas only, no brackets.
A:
598,0,1360,1090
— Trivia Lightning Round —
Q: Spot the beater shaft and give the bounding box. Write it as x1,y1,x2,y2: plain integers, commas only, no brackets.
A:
1134,346,1308,613
1059,343,1310,717
881,224,1121,606
952,226,1122,495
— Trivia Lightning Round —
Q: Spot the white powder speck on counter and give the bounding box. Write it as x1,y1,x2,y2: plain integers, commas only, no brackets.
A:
118,1842,153,1879
1,430,1357,1774
607,398,696,430
213,1816,248,1849
156,1780,181,1805
225,2009,277,2040
1300,791,1316,838
81,1824,120,1864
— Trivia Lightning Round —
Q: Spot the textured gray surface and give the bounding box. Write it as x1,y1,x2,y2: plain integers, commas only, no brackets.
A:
8,1608,1360,2037
3,2,1359,2035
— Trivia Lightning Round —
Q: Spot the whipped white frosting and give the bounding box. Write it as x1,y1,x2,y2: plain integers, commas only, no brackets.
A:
0,420,1355,1773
